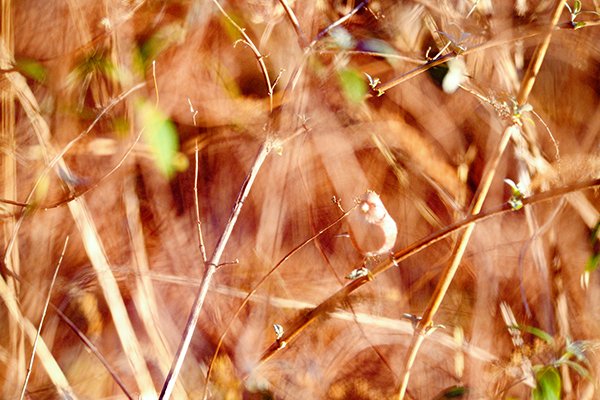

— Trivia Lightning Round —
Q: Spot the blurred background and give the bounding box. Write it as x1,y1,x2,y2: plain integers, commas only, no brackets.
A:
1,0,599,398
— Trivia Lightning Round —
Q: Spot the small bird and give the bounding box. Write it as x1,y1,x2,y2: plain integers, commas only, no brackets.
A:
347,190,397,257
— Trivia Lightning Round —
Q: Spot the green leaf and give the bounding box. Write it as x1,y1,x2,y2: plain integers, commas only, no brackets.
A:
586,220,600,272
574,0,582,14
15,58,47,83
434,385,468,399
136,100,185,178
573,21,587,30
137,23,186,70
520,325,554,345
338,68,367,103
533,366,561,400
585,253,600,273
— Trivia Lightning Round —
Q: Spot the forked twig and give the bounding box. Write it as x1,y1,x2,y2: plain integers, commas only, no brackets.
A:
158,3,280,398
159,140,274,399
211,0,275,111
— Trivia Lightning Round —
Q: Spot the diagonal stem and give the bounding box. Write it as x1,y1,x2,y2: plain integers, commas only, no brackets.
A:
397,1,567,398
158,140,273,400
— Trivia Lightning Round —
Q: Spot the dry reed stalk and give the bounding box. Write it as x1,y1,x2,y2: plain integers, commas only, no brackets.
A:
0,264,76,398
396,1,568,398
1,1,26,396
2,43,156,397
124,179,188,398
19,236,68,400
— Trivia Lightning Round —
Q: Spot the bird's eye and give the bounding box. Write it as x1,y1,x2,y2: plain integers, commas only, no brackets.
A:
360,202,370,213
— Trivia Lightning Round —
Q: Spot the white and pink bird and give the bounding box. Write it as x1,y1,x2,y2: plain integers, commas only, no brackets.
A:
347,190,397,258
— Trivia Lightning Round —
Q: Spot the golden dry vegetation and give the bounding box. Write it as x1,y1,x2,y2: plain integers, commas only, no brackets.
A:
1,0,600,399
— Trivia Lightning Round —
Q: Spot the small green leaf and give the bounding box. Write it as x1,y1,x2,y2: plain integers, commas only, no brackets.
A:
519,325,554,345
533,366,561,400
574,0,582,14
15,58,47,83
585,254,599,272
573,21,587,29
586,220,600,272
136,100,185,178
338,68,367,103
434,385,468,399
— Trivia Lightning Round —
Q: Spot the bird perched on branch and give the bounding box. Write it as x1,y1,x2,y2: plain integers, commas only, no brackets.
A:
347,190,397,258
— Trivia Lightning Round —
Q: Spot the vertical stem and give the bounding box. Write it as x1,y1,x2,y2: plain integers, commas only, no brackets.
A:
397,124,516,399
397,1,566,397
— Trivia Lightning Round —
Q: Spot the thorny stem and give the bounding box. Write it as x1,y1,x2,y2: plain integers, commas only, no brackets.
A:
159,140,273,399
397,2,566,398
255,177,600,370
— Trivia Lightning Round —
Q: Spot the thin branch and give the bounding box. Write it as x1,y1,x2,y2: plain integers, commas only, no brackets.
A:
254,177,600,372
277,0,307,47
202,205,356,400
159,140,273,399
517,0,568,106
375,13,573,96
19,237,69,400
0,126,144,219
194,140,207,263
309,0,370,48
51,307,135,399
23,82,146,204
211,0,274,111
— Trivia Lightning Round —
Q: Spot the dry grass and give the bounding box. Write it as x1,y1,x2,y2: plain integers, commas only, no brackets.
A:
1,0,600,399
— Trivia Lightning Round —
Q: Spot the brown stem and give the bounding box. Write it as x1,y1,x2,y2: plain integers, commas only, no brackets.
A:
254,177,600,372
211,0,274,111
202,206,355,400
158,140,272,399
397,2,567,397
